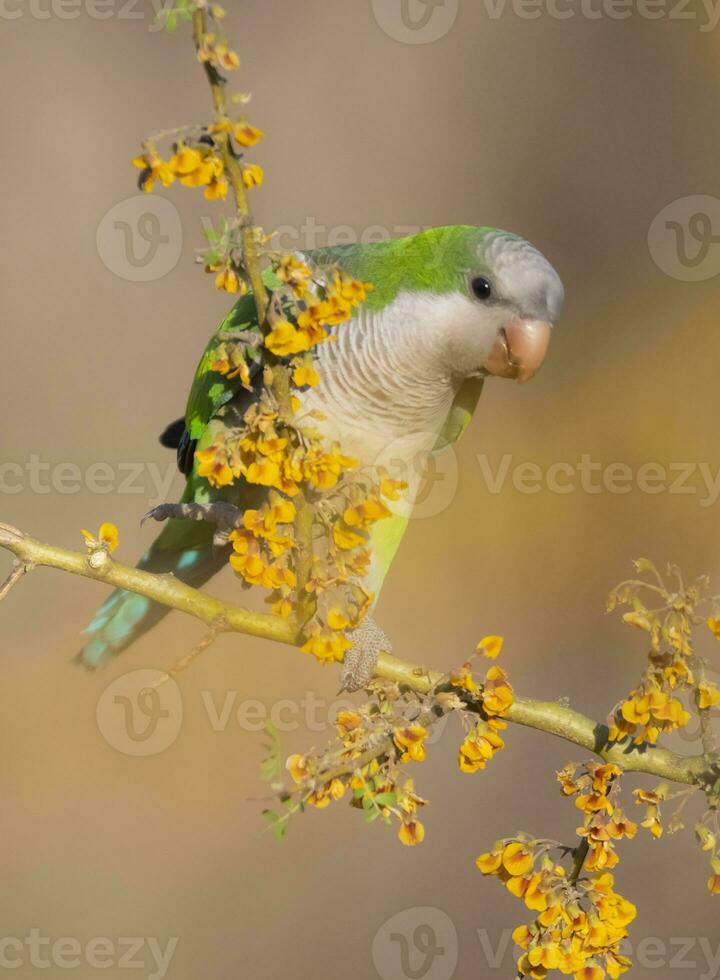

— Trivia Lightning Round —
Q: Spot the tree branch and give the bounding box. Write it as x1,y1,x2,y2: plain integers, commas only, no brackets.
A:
0,525,713,787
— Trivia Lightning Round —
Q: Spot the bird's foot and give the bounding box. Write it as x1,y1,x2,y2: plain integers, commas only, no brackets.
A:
141,502,244,547
338,618,392,693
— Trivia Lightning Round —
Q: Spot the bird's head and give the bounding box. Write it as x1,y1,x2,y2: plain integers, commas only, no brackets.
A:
429,226,564,383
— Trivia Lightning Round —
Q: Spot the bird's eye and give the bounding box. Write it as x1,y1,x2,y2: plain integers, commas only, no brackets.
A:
471,276,492,301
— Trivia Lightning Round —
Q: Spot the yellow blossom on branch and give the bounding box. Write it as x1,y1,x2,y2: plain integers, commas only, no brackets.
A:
233,122,264,146
80,522,119,554
242,163,264,189
476,634,504,659
132,150,175,192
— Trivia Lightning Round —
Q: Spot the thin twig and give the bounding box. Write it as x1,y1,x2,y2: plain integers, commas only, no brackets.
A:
0,561,30,602
152,617,228,689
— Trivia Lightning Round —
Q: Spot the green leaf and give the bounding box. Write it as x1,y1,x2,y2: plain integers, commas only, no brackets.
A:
262,810,287,841
373,793,397,808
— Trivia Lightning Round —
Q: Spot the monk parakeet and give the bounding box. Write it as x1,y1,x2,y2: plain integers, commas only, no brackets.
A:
79,225,563,681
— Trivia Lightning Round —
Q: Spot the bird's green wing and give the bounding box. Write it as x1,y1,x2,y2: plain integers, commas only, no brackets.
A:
185,268,281,443
184,293,262,442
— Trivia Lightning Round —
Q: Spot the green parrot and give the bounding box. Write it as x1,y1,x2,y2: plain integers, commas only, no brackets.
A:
79,225,563,684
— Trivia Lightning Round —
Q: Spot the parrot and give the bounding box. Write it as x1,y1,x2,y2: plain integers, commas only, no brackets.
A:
78,224,564,686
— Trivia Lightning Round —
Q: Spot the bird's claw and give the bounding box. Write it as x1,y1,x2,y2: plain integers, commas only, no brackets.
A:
141,501,245,547
338,618,392,693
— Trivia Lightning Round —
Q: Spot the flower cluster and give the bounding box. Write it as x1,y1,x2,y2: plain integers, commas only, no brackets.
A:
274,687,434,846
605,561,708,744
452,639,514,773
263,641,512,846
133,142,234,201
696,816,720,895
607,679,690,746
477,763,638,979
559,763,636,872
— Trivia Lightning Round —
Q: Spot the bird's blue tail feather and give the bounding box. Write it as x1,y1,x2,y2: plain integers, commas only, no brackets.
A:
76,520,228,668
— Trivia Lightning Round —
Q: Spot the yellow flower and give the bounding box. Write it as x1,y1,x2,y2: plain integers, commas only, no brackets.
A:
708,873,720,895
242,163,264,189
574,965,606,980
516,953,549,979
196,444,234,488
292,355,319,388
276,254,312,298
217,43,239,69
234,122,264,146
286,753,309,784
270,596,294,618
215,268,240,293
296,302,332,345
450,666,477,694
331,271,373,306
265,320,311,356
698,682,720,709
476,849,502,874
80,522,119,554
343,497,391,529
708,617,720,640
476,635,504,659
501,841,534,876
333,522,366,551
458,722,504,773
303,447,357,491
482,665,514,717
335,710,362,738
398,819,425,846
301,631,352,664
379,477,408,500
394,725,428,763
204,173,229,200
327,607,351,631
132,151,175,192
210,342,251,385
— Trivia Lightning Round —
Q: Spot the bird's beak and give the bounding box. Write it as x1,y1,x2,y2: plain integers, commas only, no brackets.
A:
483,318,552,383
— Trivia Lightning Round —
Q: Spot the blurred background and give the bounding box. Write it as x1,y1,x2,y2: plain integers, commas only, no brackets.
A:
1,1,719,977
